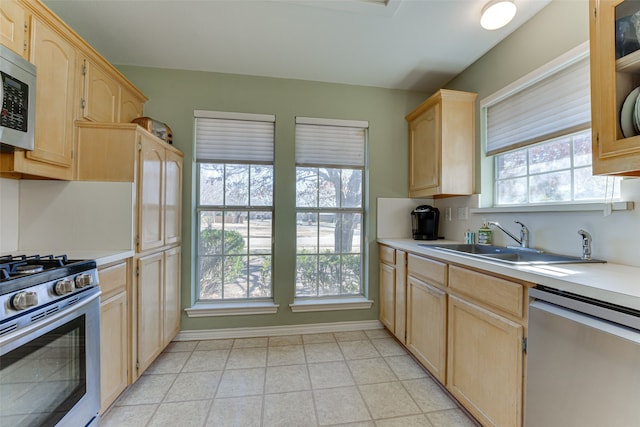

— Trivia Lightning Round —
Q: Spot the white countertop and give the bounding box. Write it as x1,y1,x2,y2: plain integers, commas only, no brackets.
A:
378,238,640,312
2,249,134,267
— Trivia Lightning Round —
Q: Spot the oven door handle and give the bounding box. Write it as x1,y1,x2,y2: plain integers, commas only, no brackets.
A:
0,289,101,349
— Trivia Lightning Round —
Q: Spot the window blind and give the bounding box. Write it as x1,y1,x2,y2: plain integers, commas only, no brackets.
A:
485,56,591,155
195,111,275,162
295,117,368,167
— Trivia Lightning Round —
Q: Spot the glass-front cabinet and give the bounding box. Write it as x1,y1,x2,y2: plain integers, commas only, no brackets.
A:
590,0,640,175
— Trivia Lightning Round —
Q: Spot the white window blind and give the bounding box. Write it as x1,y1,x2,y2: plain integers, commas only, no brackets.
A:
485,55,591,155
295,117,368,167
195,111,275,162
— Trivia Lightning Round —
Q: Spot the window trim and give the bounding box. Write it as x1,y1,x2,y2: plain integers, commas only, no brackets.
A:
194,110,275,303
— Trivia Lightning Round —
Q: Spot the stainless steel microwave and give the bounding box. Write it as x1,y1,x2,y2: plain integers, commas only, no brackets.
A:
1,44,36,152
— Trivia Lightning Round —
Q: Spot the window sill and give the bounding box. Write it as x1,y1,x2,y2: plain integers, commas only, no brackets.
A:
185,301,279,318
471,201,634,214
289,297,374,313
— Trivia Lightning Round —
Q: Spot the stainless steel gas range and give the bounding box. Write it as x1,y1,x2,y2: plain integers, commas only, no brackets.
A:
0,254,101,427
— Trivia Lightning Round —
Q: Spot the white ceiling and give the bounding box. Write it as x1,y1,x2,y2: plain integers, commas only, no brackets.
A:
44,0,551,94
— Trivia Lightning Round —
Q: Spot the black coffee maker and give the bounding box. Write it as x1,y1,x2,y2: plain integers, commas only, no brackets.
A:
411,205,440,240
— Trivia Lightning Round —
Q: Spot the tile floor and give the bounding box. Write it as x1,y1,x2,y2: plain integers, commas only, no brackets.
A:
102,328,478,427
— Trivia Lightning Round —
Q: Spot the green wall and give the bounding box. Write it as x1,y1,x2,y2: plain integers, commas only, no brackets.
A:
116,0,589,332
445,0,590,200
115,65,426,331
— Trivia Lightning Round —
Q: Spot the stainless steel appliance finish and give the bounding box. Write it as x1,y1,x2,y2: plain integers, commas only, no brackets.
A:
0,45,36,152
526,286,640,427
0,255,100,427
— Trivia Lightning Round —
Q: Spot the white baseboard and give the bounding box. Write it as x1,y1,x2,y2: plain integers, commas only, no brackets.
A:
173,320,384,341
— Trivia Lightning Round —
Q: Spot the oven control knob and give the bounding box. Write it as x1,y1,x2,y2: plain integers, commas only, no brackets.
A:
12,291,38,310
54,279,75,295
75,274,93,289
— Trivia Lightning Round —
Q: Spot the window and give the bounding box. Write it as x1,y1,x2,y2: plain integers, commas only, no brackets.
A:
195,111,274,301
482,43,620,206
295,117,368,297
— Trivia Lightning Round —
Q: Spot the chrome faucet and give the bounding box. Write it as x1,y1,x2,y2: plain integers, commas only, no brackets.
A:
488,221,530,248
578,229,592,260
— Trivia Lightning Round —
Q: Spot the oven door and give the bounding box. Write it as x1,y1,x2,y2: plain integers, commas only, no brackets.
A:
0,290,100,427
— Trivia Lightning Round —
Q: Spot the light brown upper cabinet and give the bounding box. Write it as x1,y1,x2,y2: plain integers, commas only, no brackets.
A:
79,56,119,123
406,89,477,197
590,0,640,175
0,0,29,58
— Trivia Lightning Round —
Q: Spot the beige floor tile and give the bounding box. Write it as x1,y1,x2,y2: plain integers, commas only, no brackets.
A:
101,404,157,427
402,378,457,413
263,390,317,427
371,338,408,357
163,341,198,353
308,360,355,389
269,335,303,346
232,337,269,348
182,349,230,372
267,344,306,366
216,367,265,398
144,351,190,374
333,422,375,427
425,409,478,427
206,395,263,427
314,386,372,425
116,374,176,406
302,332,336,344
339,340,381,360
304,342,344,363
359,382,421,419
374,414,433,426
226,347,267,369
195,339,234,351
385,355,428,380
164,371,221,402
265,364,311,393
147,400,211,427
334,330,369,342
348,358,397,385
365,329,392,339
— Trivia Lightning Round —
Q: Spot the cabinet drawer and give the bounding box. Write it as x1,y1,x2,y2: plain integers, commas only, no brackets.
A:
408,254,447,287
449,266,524,318
379,245,395,264
99,261,127,299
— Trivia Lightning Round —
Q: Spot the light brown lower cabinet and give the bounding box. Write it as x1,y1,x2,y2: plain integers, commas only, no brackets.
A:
98,260,129,413
135,245,182,379
378,245,407,343
406,275,447,384
384,250,529,427
136,251,164,376
447,295,524,427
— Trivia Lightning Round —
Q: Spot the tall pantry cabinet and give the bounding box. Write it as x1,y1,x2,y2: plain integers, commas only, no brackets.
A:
76,122,183,381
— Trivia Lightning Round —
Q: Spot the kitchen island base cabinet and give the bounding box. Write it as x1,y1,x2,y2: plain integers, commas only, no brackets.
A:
98,260,129,413
447,295,524,427
406,275,447,384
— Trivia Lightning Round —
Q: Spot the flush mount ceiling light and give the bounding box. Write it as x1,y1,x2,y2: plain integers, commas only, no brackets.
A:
480,0,517,30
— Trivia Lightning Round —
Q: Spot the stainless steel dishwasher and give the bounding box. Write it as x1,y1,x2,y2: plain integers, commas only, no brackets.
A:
526,286,640,427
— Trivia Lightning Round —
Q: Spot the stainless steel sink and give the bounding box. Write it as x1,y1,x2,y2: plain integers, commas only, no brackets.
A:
420,244,606,265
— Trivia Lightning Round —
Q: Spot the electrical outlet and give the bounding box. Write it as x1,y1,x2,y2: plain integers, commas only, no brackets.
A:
445,207,452,221
457,207,468,220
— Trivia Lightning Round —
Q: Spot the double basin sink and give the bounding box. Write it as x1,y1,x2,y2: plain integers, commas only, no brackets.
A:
420,244,606,266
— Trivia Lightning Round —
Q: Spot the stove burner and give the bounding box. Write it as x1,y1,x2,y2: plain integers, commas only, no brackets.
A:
15,265,44,274
0,254,69,281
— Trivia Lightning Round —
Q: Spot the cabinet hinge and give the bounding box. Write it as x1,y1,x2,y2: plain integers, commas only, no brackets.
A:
596,133,600,147
593,6,597,19
81,61,87,76
80,98,86,109
136,360,140,370
522,337,527,353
